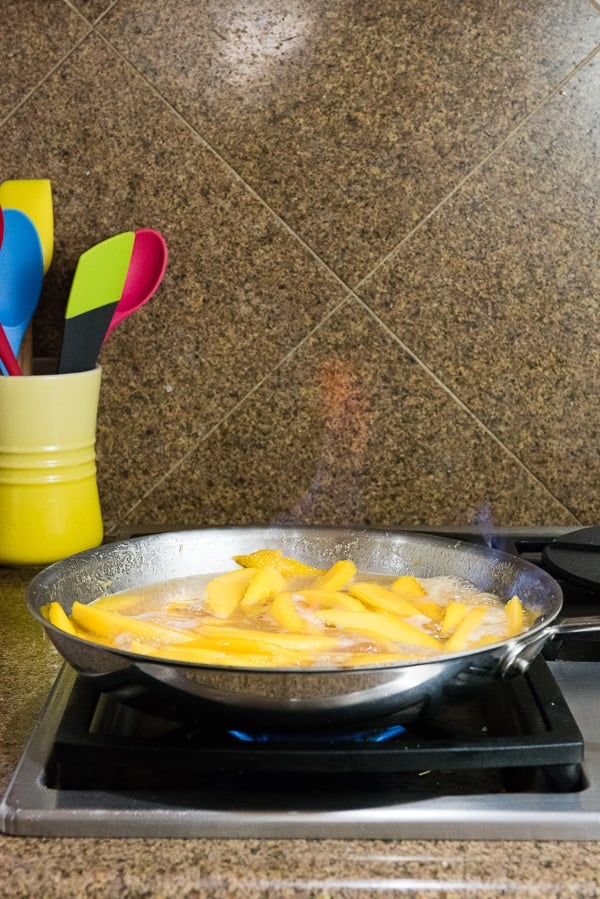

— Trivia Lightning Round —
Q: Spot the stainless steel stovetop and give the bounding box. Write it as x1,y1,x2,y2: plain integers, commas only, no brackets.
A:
3,526,600,841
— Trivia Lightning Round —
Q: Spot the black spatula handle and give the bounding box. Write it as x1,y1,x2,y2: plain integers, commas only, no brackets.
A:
58,302,118,373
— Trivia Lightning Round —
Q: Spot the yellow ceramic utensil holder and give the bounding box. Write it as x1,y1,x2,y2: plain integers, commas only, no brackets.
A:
0,367,103,565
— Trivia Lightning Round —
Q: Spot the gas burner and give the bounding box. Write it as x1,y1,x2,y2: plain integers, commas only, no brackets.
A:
20,655,588,797
227,722,407,744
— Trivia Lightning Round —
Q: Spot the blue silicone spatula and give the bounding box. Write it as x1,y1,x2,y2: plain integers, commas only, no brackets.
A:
0,209,44,359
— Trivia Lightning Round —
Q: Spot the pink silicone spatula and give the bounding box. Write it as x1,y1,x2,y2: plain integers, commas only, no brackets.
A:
104,229,168,342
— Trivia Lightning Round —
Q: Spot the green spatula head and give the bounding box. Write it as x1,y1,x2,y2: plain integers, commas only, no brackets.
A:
65,232,134,318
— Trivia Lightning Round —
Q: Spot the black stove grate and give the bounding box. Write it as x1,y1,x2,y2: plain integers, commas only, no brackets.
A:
46,656,584,798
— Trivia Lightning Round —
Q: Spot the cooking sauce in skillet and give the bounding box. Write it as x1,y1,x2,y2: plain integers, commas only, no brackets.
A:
46,553,540,668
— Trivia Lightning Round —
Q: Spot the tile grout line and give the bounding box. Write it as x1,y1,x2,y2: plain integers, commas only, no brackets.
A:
93,22,600,318
0,17,353,525
119,289,581,525
0,7,586,524
353,41,600,292
0,25,94,130
4,11,599,294
118,292,354,522
350,294,582,522
91,29,355,300
21,15,587,525
7,19,595,311
0,15,346,300
94,26,600,302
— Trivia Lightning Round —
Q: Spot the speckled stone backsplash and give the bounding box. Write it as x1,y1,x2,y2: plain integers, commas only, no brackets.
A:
1,0,599,533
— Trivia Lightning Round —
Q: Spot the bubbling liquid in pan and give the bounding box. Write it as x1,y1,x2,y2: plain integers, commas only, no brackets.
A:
47,556,539,668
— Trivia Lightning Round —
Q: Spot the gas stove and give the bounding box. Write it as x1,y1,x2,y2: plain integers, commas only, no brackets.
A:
3,525,600,840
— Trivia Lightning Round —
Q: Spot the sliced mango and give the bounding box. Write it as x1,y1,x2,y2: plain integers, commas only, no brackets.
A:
269,591,313,633
205,567,256,617
467,632,506,650
298,589,366,612
233,548,322,577
316,608,440,649
339,651,415,667
405,595,444,622
48,550,529,670
89,592,149,614
505,595,524,636
348,582,420,617
440,600,468,635
444,606,488,653
312,559,357,591
128,640,297,668
70,601,197,645
46,601,77,635
390,575,427,600
240,566,287,608
196,624,340,652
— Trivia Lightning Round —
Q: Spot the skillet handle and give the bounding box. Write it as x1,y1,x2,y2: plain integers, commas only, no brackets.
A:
552,616,600,637
543,616,600,663
497,615,600,676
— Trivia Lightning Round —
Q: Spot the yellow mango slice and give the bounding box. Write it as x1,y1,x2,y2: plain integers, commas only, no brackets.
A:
467,633,506,650
205,567,256,617
440,600,468,635
390,575,427,600
339,651,416,667
444,606,487,653
316,608,440,649
90,593,147,614
405,595,444,622
312,559,357,591
298,589,366,612
233,548,322,577
348,582,420,617
242,598,274,619
128,640,297,668
46,601,77,635
240,567,287,608
70,601,197,645
196,624,340,652
269,591,313,632
505,595,524,636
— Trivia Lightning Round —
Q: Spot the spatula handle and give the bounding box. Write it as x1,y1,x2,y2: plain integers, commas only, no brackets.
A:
0,325,23,375
0,324,23,375
58,302,119,374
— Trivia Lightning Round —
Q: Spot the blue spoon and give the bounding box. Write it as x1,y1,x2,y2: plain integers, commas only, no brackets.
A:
0,209,44,360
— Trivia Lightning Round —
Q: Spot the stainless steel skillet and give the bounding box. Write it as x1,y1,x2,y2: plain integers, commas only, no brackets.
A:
26,526,600,727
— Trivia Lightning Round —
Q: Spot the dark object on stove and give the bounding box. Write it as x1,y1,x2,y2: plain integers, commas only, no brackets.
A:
543,527,600,593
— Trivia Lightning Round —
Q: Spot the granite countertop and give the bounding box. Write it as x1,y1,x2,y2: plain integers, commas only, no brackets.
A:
1,564,599,898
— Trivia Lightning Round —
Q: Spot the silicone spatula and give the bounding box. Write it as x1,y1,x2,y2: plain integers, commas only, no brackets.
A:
104,229,168,342
58,231,135,374
0,179,53,273
0,209,44,358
